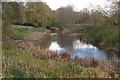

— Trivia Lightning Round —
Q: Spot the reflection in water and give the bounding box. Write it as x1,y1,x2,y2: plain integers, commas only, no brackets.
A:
48,38,107,60
57,33,75,49
71,39,107,59
39,33,108,60
73,39,97,49
49,41,65,53
48,33,57,36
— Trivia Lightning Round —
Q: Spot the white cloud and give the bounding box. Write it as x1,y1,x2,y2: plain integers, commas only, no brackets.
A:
42,0,112,11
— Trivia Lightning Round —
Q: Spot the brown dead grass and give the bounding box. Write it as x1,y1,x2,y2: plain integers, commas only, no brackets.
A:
23,31,48,41
60,52,71,61
17,41,120,75
17,41,58,59
81,57,120,74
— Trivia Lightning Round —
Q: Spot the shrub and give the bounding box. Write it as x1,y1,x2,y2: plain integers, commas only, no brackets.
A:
86,24,119,48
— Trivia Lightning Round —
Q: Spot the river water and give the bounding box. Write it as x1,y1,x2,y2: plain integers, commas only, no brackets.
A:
36,33,117,60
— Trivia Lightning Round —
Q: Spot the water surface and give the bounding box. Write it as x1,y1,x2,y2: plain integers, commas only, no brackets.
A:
36,33,115,60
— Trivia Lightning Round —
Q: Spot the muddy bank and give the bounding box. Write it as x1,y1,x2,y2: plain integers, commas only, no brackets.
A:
60,29,79,37
23,30,50,41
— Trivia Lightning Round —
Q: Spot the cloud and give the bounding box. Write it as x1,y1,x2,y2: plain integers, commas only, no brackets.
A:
42,0,112,11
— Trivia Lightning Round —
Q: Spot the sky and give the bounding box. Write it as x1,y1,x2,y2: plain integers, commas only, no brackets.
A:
42,0,112,11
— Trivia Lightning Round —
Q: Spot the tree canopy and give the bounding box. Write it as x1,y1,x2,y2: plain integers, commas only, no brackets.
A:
2,1,120,27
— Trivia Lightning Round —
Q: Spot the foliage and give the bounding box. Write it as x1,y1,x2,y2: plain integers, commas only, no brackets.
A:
86,24,119,48
56,5,76,24
2,2,119,27
2,21,16,49
2,2,57,27
90,11,106,25
25,2,56,27
2,1,120,79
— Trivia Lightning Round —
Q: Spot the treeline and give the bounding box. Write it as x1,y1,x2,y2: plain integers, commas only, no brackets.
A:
2,2,58,49
2,2,57,27
2,1,120,28
56,2,119,25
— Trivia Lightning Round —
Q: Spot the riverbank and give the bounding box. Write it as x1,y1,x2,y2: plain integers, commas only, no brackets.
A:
2,25,120,78
17,39,120,73
3,40,120,78
3,41,120,78
61,24,119,52
3,47,119,78
85,24,119,50
11,25,46,40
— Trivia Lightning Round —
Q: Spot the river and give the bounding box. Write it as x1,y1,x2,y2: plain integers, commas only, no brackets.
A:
35,32,118,60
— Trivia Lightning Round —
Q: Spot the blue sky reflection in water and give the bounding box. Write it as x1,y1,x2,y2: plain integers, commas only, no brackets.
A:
48,33,107,60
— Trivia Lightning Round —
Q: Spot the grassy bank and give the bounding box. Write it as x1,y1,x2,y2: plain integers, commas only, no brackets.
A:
3,48,119,78
62,24,119,50
86,24,119,49
2,25,120,78
11,25,45,40
61,24,93,32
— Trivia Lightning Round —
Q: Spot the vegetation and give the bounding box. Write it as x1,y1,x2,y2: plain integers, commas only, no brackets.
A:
11,25,45,40
86,25,119,48
2,1,120,79
2,2,57,27
2,24,120,78
3,48,120,78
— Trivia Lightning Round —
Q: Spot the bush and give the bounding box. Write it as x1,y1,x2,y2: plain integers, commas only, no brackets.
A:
86,24,119,48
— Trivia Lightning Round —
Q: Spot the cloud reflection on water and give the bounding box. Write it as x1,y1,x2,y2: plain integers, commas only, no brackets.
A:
48,34,107,60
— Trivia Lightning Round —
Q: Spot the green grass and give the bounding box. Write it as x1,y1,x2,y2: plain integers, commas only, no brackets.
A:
62,24,119,49
2,24,120,78
62,24,92,32
11,25,45,40
3,47,119,78
86,24,119,48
